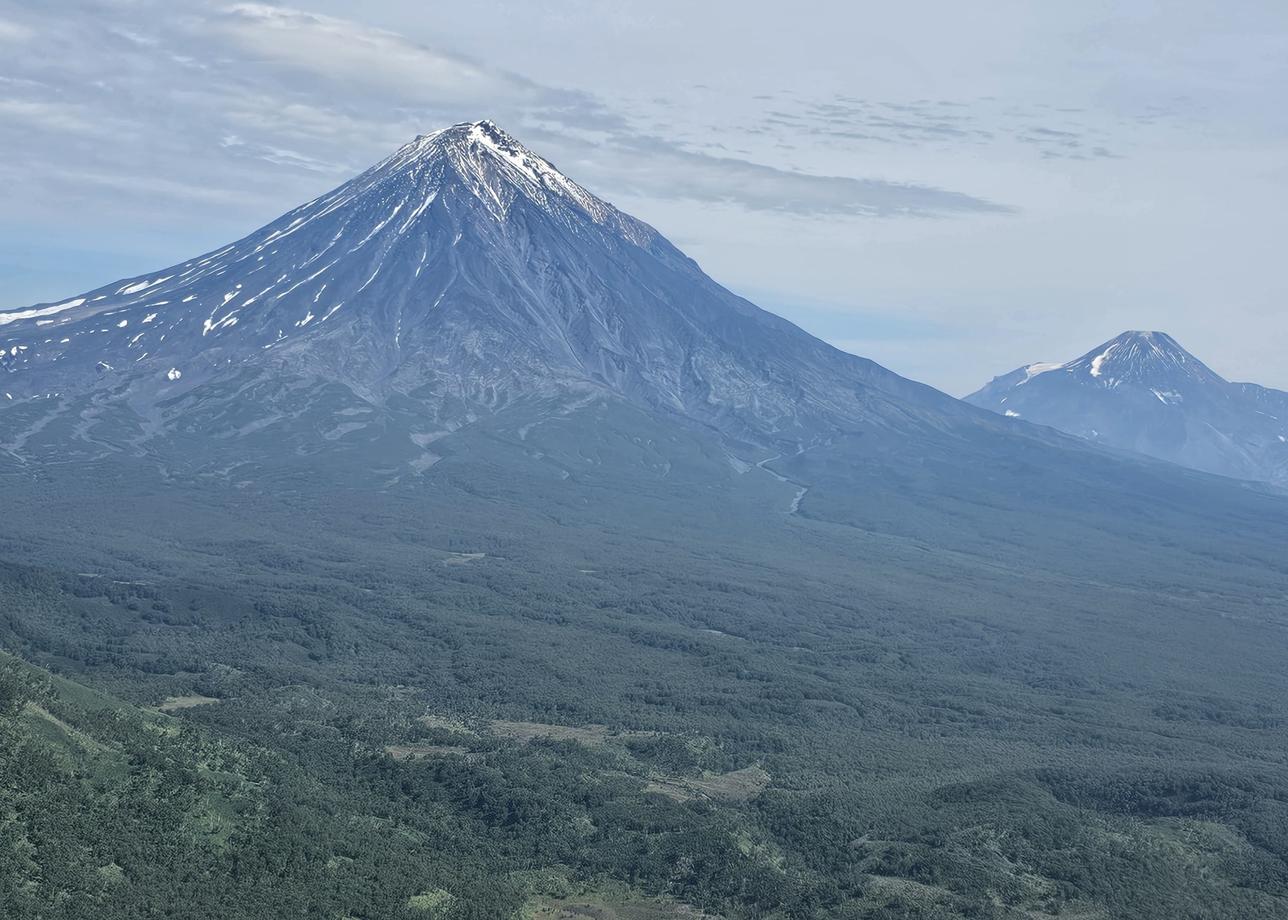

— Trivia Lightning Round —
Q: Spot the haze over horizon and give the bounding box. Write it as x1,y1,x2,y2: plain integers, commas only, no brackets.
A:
1,0,1285,395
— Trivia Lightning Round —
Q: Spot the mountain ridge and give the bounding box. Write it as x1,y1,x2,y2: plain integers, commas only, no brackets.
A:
967,329,1288,486
1,120,1017,471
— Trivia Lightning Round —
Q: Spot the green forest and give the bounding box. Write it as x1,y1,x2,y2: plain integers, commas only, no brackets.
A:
3,429,1288,920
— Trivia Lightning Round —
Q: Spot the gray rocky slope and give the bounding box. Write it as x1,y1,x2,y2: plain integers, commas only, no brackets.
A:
967,330,1288,486
1,121,1019,469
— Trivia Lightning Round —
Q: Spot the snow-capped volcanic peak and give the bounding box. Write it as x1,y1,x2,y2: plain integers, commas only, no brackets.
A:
1063,331,1224,389
0,121,663,398
368,120,648,239
445,123,602,210
1,117,974,457
991,331,1225,395
966,330,1288,486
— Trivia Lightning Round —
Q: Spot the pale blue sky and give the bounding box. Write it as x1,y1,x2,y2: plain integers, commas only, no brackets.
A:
2,0,1285,393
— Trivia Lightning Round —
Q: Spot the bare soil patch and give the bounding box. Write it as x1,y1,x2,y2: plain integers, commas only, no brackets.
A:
158,695,220,712
385,743,470,761
645,766,770,803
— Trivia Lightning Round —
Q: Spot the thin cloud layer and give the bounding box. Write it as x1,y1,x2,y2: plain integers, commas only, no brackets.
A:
589,133,1011,217
745,95,1129,160
213,4,549,108
0,0,1008,228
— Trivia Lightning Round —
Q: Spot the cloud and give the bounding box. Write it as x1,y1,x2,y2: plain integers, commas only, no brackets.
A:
208,3,625,131
0,0,1007,228
578,133,1011,217
199,3,1010,216
23,165,267,206
0,99,104,135
213,3,528,105
0,18,32,42
721,94,1128,161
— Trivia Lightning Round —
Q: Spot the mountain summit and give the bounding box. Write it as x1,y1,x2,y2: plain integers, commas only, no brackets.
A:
1,121,989,469
1055,331,1225,389
1,120,663,395
967,331,1288,485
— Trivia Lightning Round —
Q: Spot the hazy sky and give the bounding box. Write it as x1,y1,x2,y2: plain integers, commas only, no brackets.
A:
2,1,1285,394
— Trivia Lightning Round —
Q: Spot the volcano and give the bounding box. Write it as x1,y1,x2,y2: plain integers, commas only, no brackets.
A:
1,121,998,472
967,330,1288,486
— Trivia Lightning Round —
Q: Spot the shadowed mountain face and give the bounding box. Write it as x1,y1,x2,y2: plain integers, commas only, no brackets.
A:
967,331,1288,487
0,120,999,471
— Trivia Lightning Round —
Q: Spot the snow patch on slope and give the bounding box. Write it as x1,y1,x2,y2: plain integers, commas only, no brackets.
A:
0,298,86,326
